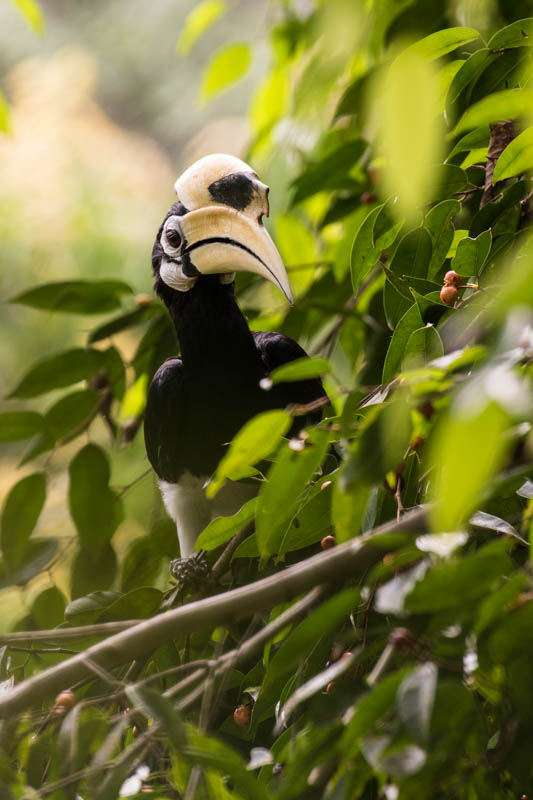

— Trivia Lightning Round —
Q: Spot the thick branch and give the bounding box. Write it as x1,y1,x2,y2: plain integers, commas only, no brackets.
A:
0,507,427,718
480,121,516,208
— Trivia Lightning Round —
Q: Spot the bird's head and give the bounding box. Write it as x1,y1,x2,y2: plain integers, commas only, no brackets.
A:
152,153,293,305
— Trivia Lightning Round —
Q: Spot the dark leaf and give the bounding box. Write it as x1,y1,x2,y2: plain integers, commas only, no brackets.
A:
10,280,132,314
8,348,107,399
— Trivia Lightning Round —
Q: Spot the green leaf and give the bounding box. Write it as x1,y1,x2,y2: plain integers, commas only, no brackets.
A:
8,348,107,398
250,67,289,138
0,411,44,442
451,230,491,275
291,140,366,205
402,325,443,370
253,588,359,722
64,591,122,625
23,390,100,462
88,305,158,344
341,670,410,751
256,428,331,558
424,199,461,278
183,725,268,800
0,89,11,133
12,0,44,32
446,49,491,113
379,50,445,220
195,497,257,551
350,204,384,293
488,18,533,50
447,126,490,159
68,444,124,558
431,163,469,200
279,481,332,555
384,227,433,327
0,538,57,590
268,357,331,385
493,125,533,183
119,374,148,421
383,304,423,382
126,686,186,750
10,280,132,314
1,473,46,570
405,26,479,61
406,540,510,613
176,0,226,55
429,401,511,532
207,410,291,498
98,587,162,622
452,89,533,135
70,544,117,599
31,585,66,628
200,43,251,101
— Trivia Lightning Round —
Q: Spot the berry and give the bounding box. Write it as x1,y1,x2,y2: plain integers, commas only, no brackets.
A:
360,191,376,205
321,535,337,550
53,689,75,716
444,270,463,287
326,681,336,694
233,704,251,727
136,293,152,307
440,285,458,306
389,628,416,651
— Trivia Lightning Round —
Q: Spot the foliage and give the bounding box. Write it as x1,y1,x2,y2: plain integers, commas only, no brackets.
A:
0,1,533,799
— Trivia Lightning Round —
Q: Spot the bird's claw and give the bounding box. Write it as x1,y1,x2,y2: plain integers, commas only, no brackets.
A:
170,550,210,590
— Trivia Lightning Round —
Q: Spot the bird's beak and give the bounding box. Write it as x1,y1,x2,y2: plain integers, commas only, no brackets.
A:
178,205,293,304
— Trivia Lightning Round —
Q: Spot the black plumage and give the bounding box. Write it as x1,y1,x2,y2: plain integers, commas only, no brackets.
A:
144,171,328,557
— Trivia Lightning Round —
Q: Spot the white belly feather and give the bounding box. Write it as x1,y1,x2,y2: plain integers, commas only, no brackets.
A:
159,473,258,558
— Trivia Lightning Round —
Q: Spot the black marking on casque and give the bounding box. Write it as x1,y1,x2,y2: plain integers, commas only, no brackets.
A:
208,172,256,211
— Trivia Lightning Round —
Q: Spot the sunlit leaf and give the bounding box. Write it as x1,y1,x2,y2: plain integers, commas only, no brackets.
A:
451,230,491,275
429,401,511,532
268,357,331,385
12,0,44,32
196,497,257,551
119,374,148,421
207,410,291,498
406,26,479,61
377,50,444,221
256,428,330,557
493,125,533,183
176,0,226,55
250,67,289,137
452,89,533,135
488,18,533,50
200,42,251,102
0,89,11,134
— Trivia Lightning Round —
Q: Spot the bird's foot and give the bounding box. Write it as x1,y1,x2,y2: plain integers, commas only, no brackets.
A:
170,550,210,592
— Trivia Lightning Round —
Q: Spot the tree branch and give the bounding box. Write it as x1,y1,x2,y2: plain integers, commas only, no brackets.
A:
0,507,427,718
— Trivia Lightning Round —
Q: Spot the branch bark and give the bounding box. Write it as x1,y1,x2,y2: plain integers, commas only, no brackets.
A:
0,507,427,718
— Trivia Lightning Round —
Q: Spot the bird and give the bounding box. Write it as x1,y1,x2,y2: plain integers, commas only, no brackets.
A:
144,153,328,561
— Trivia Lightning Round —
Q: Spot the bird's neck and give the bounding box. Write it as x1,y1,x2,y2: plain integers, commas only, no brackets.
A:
167,278,263,379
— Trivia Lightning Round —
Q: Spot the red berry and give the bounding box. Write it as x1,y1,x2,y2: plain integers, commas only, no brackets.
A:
321,535,337,550
53,689,75,716
389,628,416,651
233,704,251,727
326,681,336,694
440,285,458,306
444,270,463,287
360,191,376,205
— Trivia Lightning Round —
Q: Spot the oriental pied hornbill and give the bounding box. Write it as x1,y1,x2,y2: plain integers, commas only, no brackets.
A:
144,154,327,559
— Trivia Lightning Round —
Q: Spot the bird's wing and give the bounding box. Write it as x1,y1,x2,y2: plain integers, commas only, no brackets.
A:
144,357,187,483
253,331,329,425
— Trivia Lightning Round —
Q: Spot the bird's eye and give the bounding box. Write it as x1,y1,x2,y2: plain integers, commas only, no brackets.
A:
166,228,182,248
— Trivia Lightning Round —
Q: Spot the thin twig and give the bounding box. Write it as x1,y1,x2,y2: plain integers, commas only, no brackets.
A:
0,508,427,718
